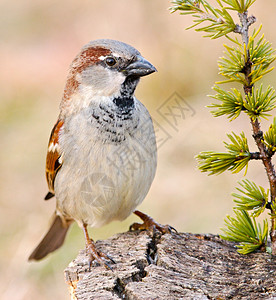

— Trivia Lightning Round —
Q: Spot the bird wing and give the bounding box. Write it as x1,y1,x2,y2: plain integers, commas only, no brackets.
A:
44,119,64,200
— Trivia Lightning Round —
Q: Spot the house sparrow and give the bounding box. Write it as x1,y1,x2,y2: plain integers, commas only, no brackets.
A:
29,39,173,268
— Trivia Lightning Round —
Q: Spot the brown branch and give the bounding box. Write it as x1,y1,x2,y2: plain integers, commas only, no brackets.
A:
251,119,276,191
234,17,256,35
251,118,276,252
237,11,276,253
200,13,223,23
250,152,262,159
238,12,253,46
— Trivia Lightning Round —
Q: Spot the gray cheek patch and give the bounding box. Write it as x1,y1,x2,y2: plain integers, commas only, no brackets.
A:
81,65,110,87
80,65,125,94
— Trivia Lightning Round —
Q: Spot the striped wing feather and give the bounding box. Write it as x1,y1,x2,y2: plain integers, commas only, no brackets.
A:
44,119,64,200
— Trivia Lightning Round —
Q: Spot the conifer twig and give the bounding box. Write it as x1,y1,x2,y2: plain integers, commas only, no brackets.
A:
171,0,276,255
233,10,276,254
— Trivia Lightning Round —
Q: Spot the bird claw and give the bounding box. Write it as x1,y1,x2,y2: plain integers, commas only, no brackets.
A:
130,210,178,235
86,241,115,271
162,224,178,234
82,224,115,270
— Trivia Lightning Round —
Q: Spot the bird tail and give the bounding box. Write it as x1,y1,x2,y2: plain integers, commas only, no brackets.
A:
28,214,72,261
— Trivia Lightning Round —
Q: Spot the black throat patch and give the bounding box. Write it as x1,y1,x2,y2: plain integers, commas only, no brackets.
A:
112,76,138,113
112,97,134,114
91,76,140,144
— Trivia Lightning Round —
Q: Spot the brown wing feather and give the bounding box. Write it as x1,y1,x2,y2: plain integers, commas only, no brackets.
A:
45,119,64,200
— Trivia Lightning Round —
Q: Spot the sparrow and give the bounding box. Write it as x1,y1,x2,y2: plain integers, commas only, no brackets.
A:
29,39,173,268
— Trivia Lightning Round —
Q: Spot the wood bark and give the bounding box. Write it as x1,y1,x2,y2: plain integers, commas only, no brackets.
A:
64,231,276,299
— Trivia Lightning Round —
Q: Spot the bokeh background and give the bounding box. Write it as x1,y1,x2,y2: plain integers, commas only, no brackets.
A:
1,0,276,299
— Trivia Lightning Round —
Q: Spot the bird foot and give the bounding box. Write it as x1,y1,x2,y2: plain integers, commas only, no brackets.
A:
82,224,115,270
129,210,177,234
86,239,115,270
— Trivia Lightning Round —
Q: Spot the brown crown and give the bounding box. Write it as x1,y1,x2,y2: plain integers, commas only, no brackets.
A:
63,46,112,102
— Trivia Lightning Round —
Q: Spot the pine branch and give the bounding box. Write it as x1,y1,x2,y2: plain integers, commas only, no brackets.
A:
171,0,276,254
170,0,236,39
234,7,276,253
250,152,261,159
221,209,268,254
209,86,244,120
244,85,276,120
263,117,276,156
209,84,276,120
233,179,269,217
251,118,276,252
196,132,251,175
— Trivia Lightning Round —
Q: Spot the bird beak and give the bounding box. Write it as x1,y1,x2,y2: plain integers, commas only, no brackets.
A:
124,55,157,77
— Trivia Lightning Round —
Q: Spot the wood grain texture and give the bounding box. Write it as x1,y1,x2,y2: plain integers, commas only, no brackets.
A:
64,231,276,299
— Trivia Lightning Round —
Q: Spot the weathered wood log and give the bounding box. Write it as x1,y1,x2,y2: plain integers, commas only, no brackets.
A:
64,231,276,299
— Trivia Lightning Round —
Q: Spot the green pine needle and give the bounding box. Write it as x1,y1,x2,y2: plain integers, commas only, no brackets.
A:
196,132,250,175
263,117,276,152
220,209,268,254
209,85,244,120
248,27,276,84
208,25,276,86
171,0,274,256
209,85,276,121
170,0,236,39
220,0,257,12
218,43,245,82
225,131,249,153
170,0,204,14
233,179,269,217
243,85,276,120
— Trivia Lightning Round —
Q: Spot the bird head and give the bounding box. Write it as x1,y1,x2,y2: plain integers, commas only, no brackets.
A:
61,39,156,115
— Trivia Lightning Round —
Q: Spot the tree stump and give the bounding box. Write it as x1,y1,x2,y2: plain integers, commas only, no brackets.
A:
64,231,276,299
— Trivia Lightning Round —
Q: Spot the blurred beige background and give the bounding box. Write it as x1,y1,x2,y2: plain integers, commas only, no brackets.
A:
1,0,276,299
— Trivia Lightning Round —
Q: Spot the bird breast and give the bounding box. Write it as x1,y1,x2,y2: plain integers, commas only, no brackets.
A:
55,97,157,227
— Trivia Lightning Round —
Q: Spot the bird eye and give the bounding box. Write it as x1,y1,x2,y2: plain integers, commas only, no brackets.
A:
105,57,117,67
